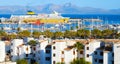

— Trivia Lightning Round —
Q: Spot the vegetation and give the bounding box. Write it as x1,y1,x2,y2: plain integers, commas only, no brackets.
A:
32,31,41,38
56,62,65,64
70,58,91,64
1,28,120,39
54,31,64,39
91,29,102,38
77,29,90,38
17,59,28,64
28,40,37,46
74,42,84,51
7,34,17,40
102,29,113,38
0,30,7,40
43,30,54,38
18,30,31,38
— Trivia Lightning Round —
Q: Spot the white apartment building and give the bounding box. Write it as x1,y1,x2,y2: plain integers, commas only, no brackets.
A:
10,39,31,61
34,39,80,64
84,39,120,64
51,40,77,64
36,39,51,64
0,41,5,62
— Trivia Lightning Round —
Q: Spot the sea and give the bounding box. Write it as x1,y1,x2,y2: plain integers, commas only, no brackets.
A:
0,14,120,32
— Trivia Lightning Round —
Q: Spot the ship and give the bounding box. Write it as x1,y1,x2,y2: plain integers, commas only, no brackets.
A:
10,11,69,24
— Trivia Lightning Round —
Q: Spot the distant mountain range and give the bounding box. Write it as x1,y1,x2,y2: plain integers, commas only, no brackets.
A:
0,3,120,14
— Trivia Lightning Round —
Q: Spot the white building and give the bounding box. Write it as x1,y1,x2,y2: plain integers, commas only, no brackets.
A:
84,39,120,64
50,40,77,64
113,42,120,64
36,39,51,64
34,39,79,64
0,41,5,62
10,39,31,61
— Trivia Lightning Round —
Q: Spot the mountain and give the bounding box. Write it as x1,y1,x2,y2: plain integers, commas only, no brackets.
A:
0,3,120,14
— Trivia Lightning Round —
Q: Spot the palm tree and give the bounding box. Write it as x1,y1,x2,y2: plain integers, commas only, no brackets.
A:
17,59,28,64
54,31,64,39
64,30,71,38
56,62,65,64
32,31,41,38
102,29,113,38
0,30,7,39
17,27,21,32
43,30,54,38
77,29,90,39
74,42,84,51
91,29,102,38
28,40,37,46
7,34,17,40
70,58,91,64
18,30,31,38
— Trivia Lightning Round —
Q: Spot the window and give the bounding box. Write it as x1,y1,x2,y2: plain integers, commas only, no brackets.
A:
100,52,103,56
53,46,56,50
26,54,28,57
11,43,13,45
99,59,103,63
94,58,97,62
53,53,56,57
112,60,114,64
61,58,64,62
33,47,36,51
33,54,35,57
80,51,83,54
94,51,97,55
112,53,114,57
11,49,13,52
45,57,50,61
62,51,64,54
53,61,56,64
87,54,89,57
87,47,89,50
46,50,50,54
26,47,28,51
73,51,75,55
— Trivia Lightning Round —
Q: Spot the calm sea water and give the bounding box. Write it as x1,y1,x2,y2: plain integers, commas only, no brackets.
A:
0,14,120,32
0,14,120,24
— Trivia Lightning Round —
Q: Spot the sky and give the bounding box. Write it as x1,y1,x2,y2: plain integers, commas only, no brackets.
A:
0,0,120,9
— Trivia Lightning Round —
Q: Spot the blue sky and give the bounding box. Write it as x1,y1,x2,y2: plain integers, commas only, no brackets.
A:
0,0,120,9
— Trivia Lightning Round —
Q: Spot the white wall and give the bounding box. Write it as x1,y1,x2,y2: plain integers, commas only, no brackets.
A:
0,41,5,62
85,40,101,63
11,39,24,61
113,43,120,64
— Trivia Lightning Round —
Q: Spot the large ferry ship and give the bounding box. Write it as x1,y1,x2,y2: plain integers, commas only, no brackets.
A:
10,11,69,24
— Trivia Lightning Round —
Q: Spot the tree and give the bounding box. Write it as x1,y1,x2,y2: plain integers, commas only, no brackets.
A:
17,59,28,64
91,29,102,38
57,62,65,64
102,29,113,38
7,34,17,40
77,29,90,39
64,30,77,38
54,31,64,39
74,42,84,51
71,27,74,30
64,30,71,38
28,40,37,46
32,31,41,38
0,30,7,39
116,33,120,39
70,58,91,64
43,30,54,38
18,30,30,38
17,27,21,32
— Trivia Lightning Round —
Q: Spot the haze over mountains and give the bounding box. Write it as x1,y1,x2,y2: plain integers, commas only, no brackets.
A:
0,3,120,14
